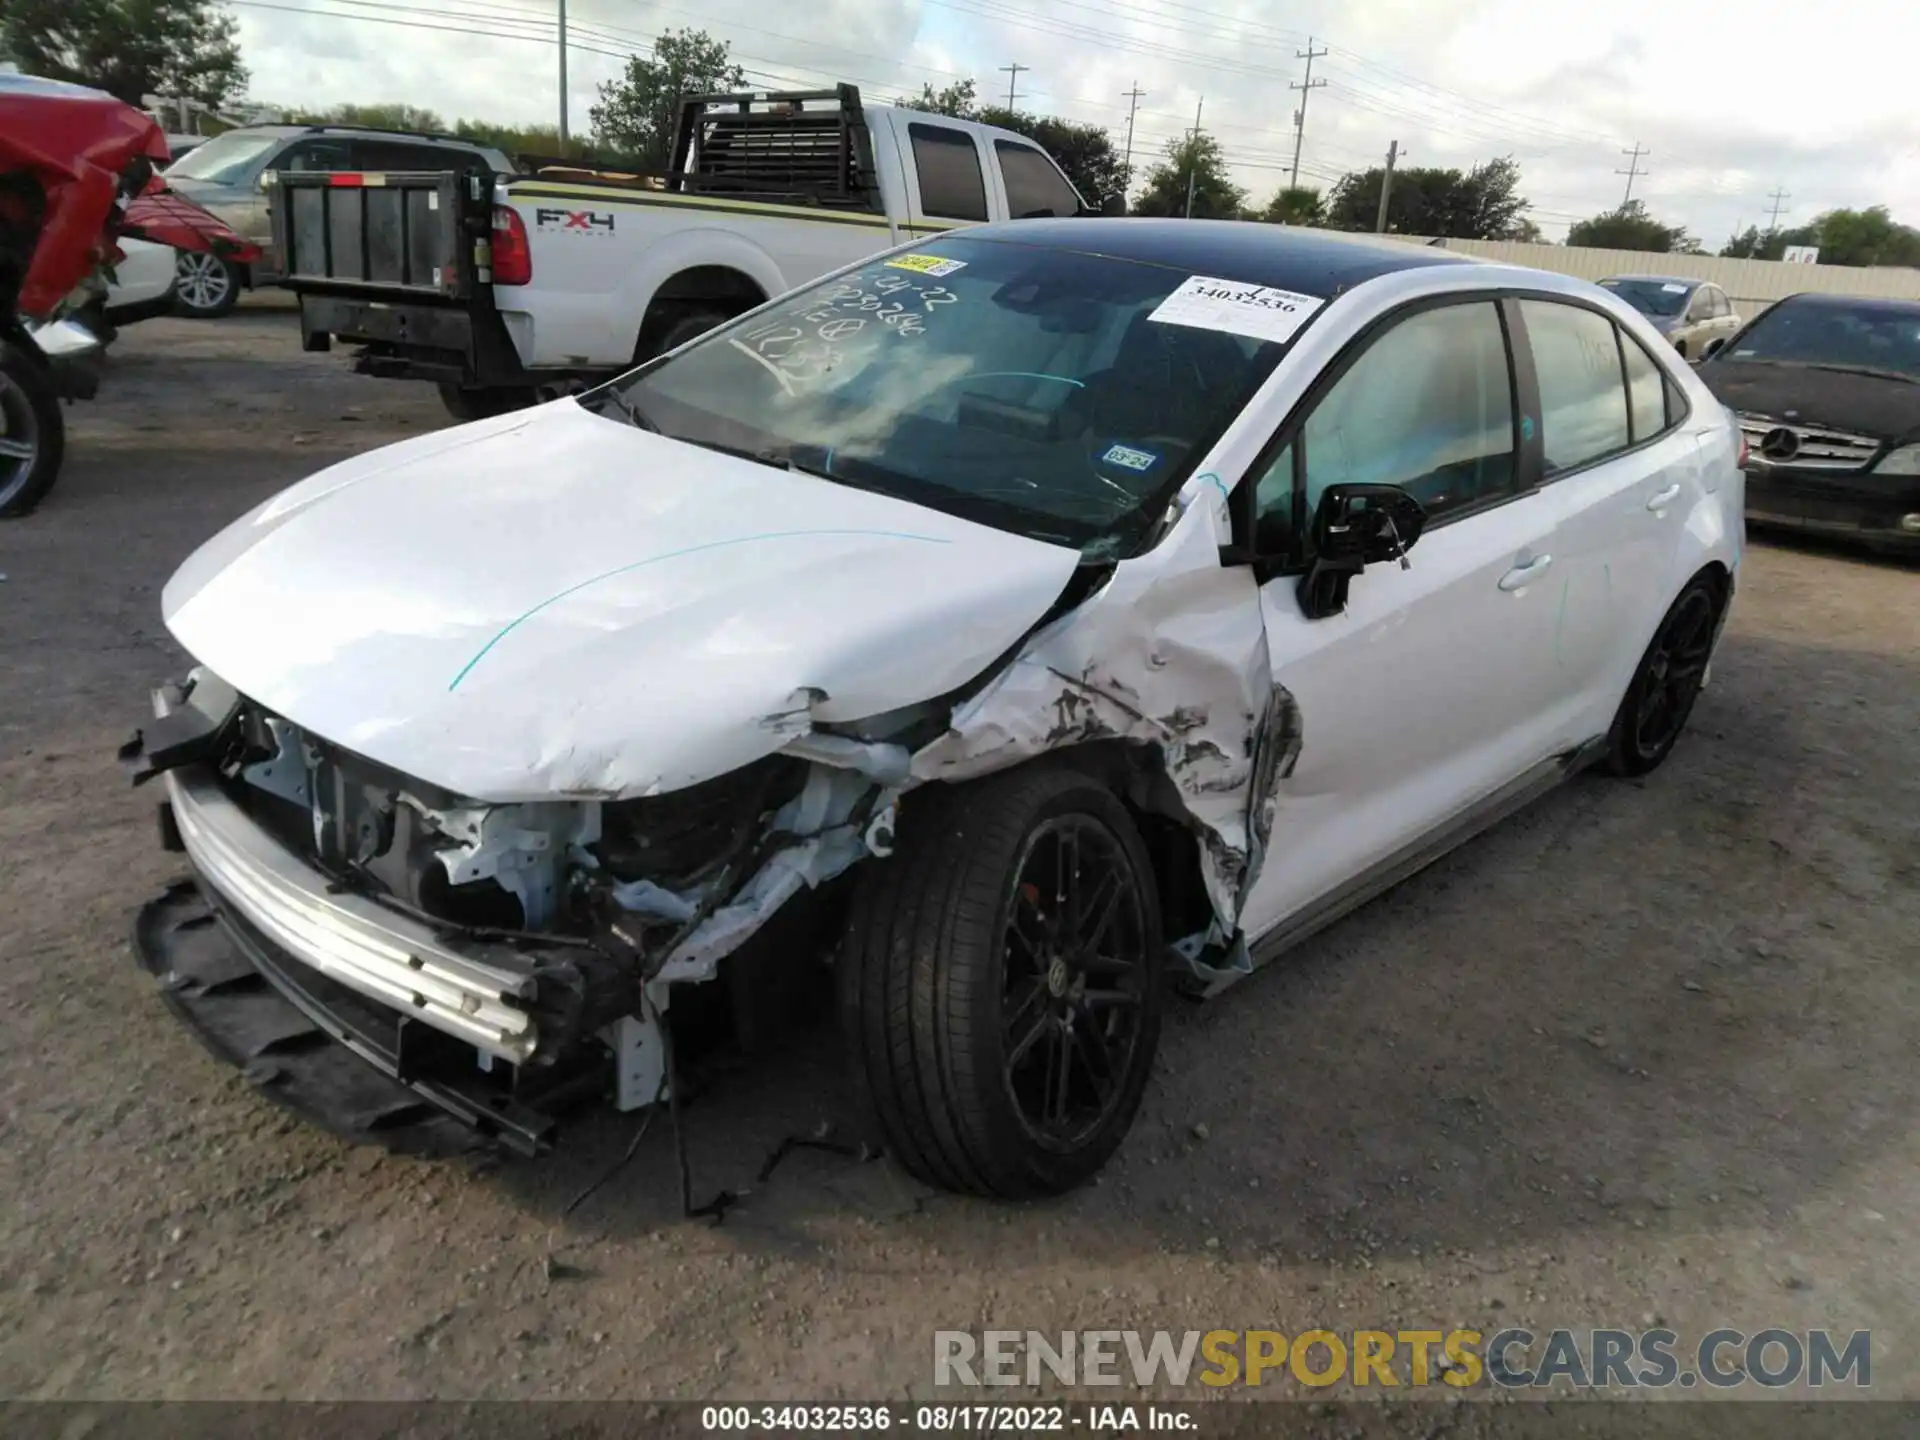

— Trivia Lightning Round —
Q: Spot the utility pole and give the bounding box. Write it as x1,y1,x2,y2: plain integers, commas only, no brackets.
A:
1183,97,1204,219
1616,142,1648,205
1121,81,1146,188
557,0,569,147
1765,186,1791,233
999,62,1028,110
1375,139,1399,233
1288,37,1328,189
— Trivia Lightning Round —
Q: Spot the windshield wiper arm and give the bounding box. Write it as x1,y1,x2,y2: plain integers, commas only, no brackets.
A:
597,387,660,432
1799,362,1920,385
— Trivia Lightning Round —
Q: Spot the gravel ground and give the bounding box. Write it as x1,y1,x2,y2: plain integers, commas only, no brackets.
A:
0,307,1915,1411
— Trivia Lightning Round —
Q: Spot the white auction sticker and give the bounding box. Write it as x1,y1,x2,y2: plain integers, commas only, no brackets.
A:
1148,275,1325,345
1661,282,1688,293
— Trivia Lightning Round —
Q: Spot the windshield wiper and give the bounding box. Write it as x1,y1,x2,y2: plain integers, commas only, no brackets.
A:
597,387,660,432
1797,362,1920,385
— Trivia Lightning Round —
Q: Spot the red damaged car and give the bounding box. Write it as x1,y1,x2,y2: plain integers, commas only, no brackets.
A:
0,73,260,517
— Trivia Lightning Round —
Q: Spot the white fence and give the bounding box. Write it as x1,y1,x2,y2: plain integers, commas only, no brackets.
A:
1398,236,1920,319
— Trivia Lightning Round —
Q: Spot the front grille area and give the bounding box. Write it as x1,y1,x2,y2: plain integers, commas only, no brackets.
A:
1738,413,1882,470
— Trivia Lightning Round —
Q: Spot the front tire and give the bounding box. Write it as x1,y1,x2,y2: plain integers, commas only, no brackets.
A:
1604,574,1722,776
436,383,533,423
172,251,240,318
839,767,1164,1199
0,343,65,519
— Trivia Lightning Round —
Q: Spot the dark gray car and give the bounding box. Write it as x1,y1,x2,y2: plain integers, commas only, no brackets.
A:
160,124,512,314
1599,275,1743,360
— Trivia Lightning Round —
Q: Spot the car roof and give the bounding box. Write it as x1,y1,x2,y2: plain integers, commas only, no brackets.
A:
217,122,498,149
1603,274,1703,287
959,218,1472,297
1774,291,1920,316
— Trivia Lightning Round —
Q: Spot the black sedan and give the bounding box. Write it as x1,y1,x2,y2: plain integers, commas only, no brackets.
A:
1696,292,1920,557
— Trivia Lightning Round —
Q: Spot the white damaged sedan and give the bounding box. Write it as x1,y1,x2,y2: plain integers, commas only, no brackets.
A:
130,219,1743,1198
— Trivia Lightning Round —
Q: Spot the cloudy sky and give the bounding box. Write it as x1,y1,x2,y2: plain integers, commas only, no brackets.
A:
229,0,1920,244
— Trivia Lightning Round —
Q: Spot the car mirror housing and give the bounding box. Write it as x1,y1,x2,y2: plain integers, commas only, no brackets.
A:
1297,483,1427,620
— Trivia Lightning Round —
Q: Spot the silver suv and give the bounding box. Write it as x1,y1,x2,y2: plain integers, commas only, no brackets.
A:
160,124,512,313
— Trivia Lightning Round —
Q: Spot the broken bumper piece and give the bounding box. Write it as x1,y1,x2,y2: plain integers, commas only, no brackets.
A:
133,880,569,1155
158,747,541,1065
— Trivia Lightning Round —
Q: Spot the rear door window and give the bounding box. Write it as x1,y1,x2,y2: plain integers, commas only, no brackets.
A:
1520,299,1632,473
282,138,356,172
995,141,1080,218
908,123,989,222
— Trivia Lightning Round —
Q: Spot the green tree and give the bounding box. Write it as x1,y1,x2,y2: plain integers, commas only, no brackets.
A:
1325,156,1532,239
284,103,448,132
1801,206,1920,267
1567,199,1697,252
588,27,745,168
1,0,247,108
452,119,602,165
1257,185,1325,226
1130,132,1243,220
900,79,978,118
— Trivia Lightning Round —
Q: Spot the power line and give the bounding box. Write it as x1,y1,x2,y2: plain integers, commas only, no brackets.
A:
1288,37,1327,189
1617,142,1647,204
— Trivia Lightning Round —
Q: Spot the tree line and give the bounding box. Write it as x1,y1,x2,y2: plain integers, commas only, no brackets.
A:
7,3,1916,267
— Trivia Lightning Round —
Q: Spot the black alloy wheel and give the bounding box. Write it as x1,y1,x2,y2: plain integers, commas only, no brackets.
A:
1605,574,1722,776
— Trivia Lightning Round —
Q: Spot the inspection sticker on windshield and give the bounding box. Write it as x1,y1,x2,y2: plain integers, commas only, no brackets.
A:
1148,275,1324,345
1101,443,1159,472
1662,282,1688,293
885,253,967,277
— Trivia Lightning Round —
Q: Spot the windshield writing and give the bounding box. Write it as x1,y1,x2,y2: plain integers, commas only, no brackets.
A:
598,237,1292,553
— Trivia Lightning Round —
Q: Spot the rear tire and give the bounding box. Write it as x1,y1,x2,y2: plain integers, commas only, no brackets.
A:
638,307,730,364
1603,574,1722,777
436,383,533,423
0,343,65,519
172,251,240,318
838,766,1164,1199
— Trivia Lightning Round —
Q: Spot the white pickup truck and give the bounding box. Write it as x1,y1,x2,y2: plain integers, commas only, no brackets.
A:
274,85,1115,419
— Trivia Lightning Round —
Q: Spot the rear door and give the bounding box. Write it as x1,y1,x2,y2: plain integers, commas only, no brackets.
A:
1237,295,1568,940
899,119,994,235
1507,297,1703,741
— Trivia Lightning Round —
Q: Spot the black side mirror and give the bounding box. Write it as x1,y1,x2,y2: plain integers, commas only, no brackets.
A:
1297,483,1427,620
1100,193,1126,217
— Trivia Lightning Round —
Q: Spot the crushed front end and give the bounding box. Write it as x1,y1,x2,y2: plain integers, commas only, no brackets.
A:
126,667,902,1153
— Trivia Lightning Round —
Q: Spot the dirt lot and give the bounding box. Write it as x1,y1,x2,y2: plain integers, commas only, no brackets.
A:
0,306,1916,1410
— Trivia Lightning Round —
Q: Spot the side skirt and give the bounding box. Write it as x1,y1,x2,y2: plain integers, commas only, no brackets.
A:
1238,737,1611,978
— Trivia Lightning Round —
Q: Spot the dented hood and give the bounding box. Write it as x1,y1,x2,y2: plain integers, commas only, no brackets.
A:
162,400,1081,799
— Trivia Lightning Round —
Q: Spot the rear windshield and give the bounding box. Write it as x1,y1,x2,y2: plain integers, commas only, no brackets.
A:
1726,300,1920,378
165,131,283,184
1599,279,1691,318
594,235,1302,555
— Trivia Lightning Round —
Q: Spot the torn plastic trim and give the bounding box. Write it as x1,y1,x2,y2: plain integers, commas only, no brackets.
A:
909,494,1302,977
610,733,909,987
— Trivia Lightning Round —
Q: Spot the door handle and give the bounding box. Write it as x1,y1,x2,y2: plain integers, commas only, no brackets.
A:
1647,483,1682,510
1498,554,1553,591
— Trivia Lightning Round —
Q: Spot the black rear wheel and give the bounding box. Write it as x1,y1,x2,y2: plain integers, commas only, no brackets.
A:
839,767,1163,1198
1605,574,1722,776
0,343,65,519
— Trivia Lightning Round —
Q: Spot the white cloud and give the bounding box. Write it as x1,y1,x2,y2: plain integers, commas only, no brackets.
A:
230,0,1920,243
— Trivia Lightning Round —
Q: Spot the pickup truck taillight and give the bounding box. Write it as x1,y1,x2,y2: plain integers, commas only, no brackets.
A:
492,205,531,286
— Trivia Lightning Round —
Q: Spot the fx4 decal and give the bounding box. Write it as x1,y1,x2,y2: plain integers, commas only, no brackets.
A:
535,208,616,235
